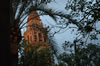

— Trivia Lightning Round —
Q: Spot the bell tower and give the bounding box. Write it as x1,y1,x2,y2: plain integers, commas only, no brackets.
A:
24,11,48,49
24,11,54,66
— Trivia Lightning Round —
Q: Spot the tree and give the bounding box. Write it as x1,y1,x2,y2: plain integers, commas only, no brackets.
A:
10,0,73,65
49,1,100,65
18,27,60,66
64,1,100,65
39,0,100,65
58,42,100,66
42,1,100,65
63,0,100,42
10,0,57,66
10,0,100,66
18,39,54,66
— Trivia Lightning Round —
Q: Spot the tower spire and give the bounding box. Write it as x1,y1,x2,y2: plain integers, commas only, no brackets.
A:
24,11,47,45
24,11,54,66
26,11,43,31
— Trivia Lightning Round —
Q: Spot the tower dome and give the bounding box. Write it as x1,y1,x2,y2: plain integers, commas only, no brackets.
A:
27,11,43,27
24,11,48,45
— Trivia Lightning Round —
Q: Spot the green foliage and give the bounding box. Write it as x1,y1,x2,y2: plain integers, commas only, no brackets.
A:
10,0,54,26
24,45,52,66
58,42,100,66
18,40,54,66
64,0,100,39
11,0,100,66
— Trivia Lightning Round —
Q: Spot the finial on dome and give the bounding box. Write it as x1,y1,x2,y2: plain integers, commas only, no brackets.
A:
27,11,39,22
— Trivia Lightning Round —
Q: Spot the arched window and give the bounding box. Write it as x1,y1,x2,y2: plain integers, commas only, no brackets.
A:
30,36,32,43
34,32,37,42
44,36,46,42
38,33,42,42
27,35,29,44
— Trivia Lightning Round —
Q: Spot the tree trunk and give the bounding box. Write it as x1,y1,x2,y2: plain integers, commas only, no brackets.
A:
74,40,80,66
10,23,22,66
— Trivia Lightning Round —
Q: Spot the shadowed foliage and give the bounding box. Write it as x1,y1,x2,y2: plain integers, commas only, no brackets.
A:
18,39,54,66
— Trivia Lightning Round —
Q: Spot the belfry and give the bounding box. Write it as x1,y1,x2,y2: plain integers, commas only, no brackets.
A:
24,11,54,66
24,11,48,46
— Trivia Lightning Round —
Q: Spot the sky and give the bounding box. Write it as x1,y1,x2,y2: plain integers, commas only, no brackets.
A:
20,0,100,63
41,0,100,44
40,0,78,51
21,0,75,52
21,0,100,53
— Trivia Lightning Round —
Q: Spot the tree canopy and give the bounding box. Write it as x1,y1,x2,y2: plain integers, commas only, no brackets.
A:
10,0,100,66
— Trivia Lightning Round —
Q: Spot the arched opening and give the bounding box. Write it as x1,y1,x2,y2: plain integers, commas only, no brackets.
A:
38,33,42,42
34,32,37,42
27,35,29,44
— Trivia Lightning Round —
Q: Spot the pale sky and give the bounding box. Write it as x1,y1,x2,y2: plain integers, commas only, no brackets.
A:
21,0,75,52
20,0,100,63
21,0,100,53
40,0,78,51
